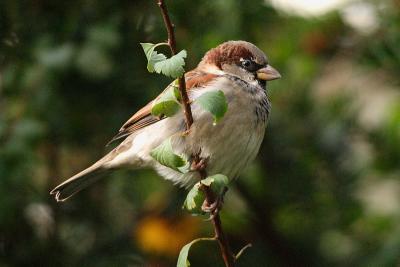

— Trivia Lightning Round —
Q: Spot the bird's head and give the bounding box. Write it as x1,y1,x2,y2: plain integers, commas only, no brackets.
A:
198,40,281,87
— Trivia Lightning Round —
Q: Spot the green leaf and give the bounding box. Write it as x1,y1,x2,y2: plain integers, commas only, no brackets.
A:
140,43,167,73
140,43,154,59
150,137,189,172
196,90,228,124
205,174,229,195
177,238,216,267
183,183,205,214
201,177,214,186
151,81,181,117
140,43,187,78
183,174,229,214
154,50,187,78
177,156,191,174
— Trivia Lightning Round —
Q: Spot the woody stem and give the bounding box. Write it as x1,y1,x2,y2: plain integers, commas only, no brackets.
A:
156,1,235,266
156,0,193,129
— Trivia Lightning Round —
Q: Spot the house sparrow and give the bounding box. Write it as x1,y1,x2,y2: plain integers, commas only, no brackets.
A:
51,40,281,201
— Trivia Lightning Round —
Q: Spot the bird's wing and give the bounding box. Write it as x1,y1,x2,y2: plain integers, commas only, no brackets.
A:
108,70,219,144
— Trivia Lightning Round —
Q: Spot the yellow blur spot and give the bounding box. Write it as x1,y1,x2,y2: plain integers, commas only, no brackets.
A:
135,215,200,257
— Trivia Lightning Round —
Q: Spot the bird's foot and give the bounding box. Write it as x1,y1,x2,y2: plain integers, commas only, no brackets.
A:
201,186,228,220
191,157,207,172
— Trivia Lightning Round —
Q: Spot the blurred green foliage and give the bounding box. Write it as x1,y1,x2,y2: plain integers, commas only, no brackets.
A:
1,0,400,266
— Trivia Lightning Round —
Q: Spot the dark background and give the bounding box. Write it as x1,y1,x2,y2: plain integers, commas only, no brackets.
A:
1,0,400,266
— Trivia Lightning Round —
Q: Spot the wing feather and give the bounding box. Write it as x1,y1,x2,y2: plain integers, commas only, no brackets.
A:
108,70,219,144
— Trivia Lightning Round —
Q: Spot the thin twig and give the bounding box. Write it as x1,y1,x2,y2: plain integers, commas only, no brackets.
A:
156,0,193,129
235,243,252,261
156,1,235,266
200,182,235,267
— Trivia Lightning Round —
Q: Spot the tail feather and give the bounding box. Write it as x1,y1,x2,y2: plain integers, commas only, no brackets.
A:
50,159,110,202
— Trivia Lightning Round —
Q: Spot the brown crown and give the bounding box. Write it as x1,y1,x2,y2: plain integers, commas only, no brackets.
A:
200,41,267,69
202,43,253,68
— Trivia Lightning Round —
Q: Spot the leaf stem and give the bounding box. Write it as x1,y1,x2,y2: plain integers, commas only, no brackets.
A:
235,243,252,260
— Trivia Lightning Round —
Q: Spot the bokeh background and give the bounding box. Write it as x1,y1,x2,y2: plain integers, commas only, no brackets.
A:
1,0,400,266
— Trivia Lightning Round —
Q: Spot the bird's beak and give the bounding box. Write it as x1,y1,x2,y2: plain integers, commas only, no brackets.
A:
256,65,281,81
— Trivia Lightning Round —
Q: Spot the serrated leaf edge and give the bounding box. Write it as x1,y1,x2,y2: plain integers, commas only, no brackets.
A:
150,137,188,173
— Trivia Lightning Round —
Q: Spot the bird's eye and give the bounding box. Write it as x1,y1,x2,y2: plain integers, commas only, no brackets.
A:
241,59,252,68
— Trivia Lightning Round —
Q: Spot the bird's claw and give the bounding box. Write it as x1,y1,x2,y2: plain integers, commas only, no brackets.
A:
191,157,207,172
202,200,220,221
201,186,228,220
202,199,220,213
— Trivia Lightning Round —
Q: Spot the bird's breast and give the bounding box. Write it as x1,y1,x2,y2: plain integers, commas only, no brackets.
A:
149,77,269,187
185,78,268,180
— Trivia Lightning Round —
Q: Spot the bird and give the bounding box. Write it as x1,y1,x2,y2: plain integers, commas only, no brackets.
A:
50,40,281,202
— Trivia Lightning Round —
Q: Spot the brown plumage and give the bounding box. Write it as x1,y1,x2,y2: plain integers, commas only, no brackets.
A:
109,70,220,144
200,41,267,68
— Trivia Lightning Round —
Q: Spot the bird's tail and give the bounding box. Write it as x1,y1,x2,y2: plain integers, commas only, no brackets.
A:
50,156,112,202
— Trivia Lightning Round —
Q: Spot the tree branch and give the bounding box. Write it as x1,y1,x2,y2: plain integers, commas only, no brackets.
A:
156,0,193,129
196,156,235,267
156,1,235,266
